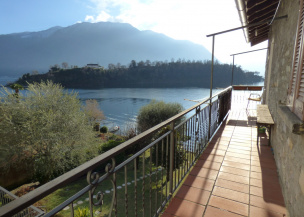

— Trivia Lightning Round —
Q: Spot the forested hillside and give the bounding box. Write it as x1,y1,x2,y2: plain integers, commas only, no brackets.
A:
16,60,263,89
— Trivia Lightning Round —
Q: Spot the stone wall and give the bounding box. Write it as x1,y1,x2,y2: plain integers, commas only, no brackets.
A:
265,0,304,216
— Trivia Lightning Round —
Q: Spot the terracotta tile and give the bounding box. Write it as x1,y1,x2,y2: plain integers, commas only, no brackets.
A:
251,159,277,170
217,172,249,185
251,166,278,176
208,195,248,216
228,145,251,151
250,186,285,204
220,165,250,177
224,156,250,165
227,148,251,155
222,160,250,171
249,205,285,217
183,175,214,191
205,206,244,217
212,186,249,204
215,178,249,194
229,142,251,147
232,137,252,141
250,177,281,190
194,159,222,171
251,171,279,180
204,148,226,156
190,167,218,180
175,185,210,205
165,197,205,217
199,153,224,163
251,155,274,163
225,152,250,159
250,195,286,215
206,144,228,151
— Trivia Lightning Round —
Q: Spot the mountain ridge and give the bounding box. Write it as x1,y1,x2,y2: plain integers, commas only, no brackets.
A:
0,22,211,76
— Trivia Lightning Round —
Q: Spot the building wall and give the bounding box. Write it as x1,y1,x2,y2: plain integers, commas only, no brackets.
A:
265,0,304,216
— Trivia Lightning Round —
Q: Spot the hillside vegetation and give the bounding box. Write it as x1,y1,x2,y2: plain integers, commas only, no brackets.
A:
16,59,263,89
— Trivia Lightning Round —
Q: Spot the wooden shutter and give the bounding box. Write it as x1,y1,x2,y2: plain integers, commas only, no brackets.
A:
288,0,304,120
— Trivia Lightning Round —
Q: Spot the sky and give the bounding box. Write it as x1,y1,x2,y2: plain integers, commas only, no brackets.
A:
0,0,268,76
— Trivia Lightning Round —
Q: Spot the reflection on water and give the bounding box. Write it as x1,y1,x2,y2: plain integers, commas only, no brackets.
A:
75,88,215,131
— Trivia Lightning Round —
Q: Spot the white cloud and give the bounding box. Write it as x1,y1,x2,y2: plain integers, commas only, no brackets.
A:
85,0,268,74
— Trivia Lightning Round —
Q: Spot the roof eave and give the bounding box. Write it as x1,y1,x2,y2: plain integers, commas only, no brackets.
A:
235,0,250,43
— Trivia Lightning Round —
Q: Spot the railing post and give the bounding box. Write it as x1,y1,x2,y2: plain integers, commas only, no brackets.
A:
231,55,235,85
169,121,175,194
208,35,215,139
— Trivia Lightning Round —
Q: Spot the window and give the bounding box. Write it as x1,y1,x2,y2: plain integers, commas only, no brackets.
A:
288,0,304,121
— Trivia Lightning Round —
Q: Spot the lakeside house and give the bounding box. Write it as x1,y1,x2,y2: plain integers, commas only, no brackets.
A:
86,64,102,68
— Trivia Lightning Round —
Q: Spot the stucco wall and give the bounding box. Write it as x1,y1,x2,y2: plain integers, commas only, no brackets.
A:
265,0,304,216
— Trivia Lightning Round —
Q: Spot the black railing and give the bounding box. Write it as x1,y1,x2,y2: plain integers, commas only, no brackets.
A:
0,86,232,217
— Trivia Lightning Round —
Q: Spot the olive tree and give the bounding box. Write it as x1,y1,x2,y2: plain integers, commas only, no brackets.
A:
0,81,99,183
134,101,185,171
137,100,184,133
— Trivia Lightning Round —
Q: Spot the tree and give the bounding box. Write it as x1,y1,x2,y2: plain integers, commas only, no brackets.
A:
62,62,69,69
9,83,24,95
0,81,99,183
137,100,184,133
85,99,105,129
31,70,39,75
136,101,185,175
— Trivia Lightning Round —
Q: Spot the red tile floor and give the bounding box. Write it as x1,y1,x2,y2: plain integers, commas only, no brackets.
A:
162,109,287,217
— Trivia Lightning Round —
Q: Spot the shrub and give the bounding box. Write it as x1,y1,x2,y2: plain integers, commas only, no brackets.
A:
0,81,100,183
100,126,108,133
75,207,90,217
137,100,184,133
98,140,126,165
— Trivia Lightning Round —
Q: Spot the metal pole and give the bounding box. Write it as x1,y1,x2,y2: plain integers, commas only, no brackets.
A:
169,121,175,195
208,35,215,139
231,55,235,85
206,15,287,37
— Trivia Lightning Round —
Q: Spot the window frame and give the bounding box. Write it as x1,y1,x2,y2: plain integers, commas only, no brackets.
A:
288,0,304,121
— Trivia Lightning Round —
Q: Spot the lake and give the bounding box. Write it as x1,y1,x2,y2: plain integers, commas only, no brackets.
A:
0,75,263,132
75,88,217,131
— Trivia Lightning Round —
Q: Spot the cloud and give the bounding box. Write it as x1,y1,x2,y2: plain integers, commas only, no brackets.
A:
84,0,268,74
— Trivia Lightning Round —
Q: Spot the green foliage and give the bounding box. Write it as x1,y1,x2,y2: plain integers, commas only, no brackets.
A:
85,99,105,127
100,126,108,133
75,207,90,217
98,139,125,165
137,100,184,133
0,81,100,183
16,60,264,89
151,126,185,172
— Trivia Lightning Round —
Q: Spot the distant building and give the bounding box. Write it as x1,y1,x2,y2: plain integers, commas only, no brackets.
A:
86,64,101,68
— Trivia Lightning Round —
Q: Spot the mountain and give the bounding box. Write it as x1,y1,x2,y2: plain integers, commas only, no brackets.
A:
0,22,211,77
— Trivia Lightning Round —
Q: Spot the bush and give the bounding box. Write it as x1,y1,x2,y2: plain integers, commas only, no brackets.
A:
137,100,184,133
100,126,108,133
0,81,100,183
98,140,125,165
75,207,90,217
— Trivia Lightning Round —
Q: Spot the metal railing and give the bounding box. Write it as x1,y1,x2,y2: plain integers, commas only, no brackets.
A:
0,186,44,217
231,85,263,111
0,86,232,217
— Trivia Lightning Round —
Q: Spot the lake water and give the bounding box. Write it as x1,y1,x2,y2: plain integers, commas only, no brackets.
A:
0,75,263,132
75,88,216,131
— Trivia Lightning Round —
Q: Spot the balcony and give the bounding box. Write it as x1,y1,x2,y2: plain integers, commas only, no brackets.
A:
0,86,286,217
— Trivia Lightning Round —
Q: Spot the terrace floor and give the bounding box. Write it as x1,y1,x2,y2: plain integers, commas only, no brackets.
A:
162,108,287,217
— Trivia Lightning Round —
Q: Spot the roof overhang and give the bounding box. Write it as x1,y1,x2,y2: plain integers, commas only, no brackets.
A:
235,0,280,46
